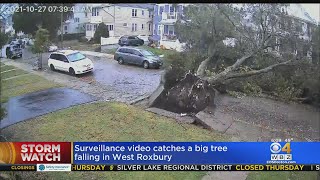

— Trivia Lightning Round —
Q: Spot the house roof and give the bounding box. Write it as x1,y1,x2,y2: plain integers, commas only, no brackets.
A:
114,4,155,10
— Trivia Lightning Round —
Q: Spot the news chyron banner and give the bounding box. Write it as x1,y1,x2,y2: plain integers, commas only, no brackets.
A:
1,142,320,171
0,142,71,171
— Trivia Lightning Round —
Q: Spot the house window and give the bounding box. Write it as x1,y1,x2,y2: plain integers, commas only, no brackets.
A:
142,10,144,16
74,18,79,23
132,9,137,17
158,25,161,34
149,24,151,31
123,23,127,27
93,24,97,31
169,5,175,13
159,6,164,15
92,8,99,16
86,24,92,31
64,26,67,31
141,24,144,30
107,25,114,31
149,11,152,18
85,12,87,17
132,23,137,31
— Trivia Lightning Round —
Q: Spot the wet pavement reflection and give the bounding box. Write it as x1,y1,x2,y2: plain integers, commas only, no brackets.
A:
1,88,97,128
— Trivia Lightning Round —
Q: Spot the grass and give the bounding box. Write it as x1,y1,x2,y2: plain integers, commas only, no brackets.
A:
1,64,16,72
247,171,318,180
0,66,61,103
1,69,28,79
2,102,227,180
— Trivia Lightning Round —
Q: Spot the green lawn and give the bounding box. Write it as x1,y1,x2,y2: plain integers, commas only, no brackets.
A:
0,64,16,72
2,102,227,180
1,69,28,79
0,65,61,103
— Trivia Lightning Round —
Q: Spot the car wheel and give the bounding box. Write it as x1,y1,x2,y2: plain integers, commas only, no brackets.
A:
50,64,55,71
118,57,124,65
69,68,76,76
143,61,149,69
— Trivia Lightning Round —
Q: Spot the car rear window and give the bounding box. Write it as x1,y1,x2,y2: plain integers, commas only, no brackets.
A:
50,54,58,60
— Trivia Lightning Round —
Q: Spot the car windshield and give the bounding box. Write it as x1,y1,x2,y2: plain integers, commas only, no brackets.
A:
139,50,154,56
67,52,86,62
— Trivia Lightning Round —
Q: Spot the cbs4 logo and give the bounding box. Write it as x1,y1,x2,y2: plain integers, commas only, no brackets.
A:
270,142,291,154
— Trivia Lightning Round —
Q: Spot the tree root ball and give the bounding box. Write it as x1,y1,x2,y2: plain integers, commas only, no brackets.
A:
153,73,215,113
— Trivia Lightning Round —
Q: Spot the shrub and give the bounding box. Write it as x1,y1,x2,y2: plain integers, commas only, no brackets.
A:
243,82,262,96
93,23,109,44
57,33,85,41
78,36,88,43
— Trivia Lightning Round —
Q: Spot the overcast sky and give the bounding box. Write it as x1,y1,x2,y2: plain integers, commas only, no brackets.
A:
301,4,320,21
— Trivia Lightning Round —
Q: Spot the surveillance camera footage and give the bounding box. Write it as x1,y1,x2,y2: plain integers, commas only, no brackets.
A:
0,2,319,180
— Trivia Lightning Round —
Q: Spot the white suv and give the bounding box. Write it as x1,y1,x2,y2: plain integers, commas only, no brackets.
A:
48,50,94,75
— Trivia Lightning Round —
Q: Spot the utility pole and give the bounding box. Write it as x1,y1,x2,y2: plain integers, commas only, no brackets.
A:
60,4,64,49
113,5,115,35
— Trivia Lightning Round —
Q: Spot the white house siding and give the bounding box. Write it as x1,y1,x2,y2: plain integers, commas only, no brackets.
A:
63,4,88,34
85,4,153,40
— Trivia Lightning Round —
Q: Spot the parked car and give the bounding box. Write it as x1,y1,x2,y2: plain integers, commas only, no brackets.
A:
48,50,94,75
5,43,22,59
114,47,163,69
118,36,144,46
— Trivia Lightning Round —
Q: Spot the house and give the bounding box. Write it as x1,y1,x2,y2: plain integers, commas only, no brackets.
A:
152,4,187,51
152,4,186,41
269,4,317,59
85,3,154,40
62,4,88,35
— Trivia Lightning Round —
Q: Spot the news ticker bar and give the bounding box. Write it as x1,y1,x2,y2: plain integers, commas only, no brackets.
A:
2,164,320,171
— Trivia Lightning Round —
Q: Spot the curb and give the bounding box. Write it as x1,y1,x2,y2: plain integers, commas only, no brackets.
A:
128,95,151,105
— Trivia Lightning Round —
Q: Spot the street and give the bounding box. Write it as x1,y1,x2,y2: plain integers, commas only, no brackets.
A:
2,46,163,102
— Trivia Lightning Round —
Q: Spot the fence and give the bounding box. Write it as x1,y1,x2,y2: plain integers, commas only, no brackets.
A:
101,36,120,45
159,39,185,52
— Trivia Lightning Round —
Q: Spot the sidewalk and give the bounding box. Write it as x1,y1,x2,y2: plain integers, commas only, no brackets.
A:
79,51,114,59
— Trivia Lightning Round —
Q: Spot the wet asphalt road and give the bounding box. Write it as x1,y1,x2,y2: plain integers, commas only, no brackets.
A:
87,55,162,98
7,47,163,101
0,88,97,128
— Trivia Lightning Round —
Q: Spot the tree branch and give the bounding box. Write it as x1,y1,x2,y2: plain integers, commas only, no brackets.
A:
196,49,216,77
225,59,294,80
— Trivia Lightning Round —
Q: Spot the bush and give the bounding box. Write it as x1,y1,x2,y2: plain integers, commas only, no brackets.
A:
93,23,109,44
243,82,262,96
57,33,85,41
78,36,88,43
163,51,204,89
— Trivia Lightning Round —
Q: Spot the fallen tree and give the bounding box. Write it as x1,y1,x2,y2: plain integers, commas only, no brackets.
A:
151,4,317,113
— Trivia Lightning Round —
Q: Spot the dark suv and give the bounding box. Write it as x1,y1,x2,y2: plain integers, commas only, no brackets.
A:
6,43,22,59
118,36,144,46
114,47,162,69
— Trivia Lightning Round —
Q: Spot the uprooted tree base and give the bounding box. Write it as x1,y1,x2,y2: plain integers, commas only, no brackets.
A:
151,73,216,114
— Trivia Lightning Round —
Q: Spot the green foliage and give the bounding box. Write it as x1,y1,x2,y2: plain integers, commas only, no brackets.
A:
78,36,88,43
0,32,9,47
226,90,246,99
12,3,74,39
31,27,50,54
163,51,205,89
93,23,109,44
58,33,85,41
243,82,262,96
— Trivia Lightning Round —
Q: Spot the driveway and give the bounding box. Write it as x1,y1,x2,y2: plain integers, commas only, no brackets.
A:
3,46,163,102
1,88,97,128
